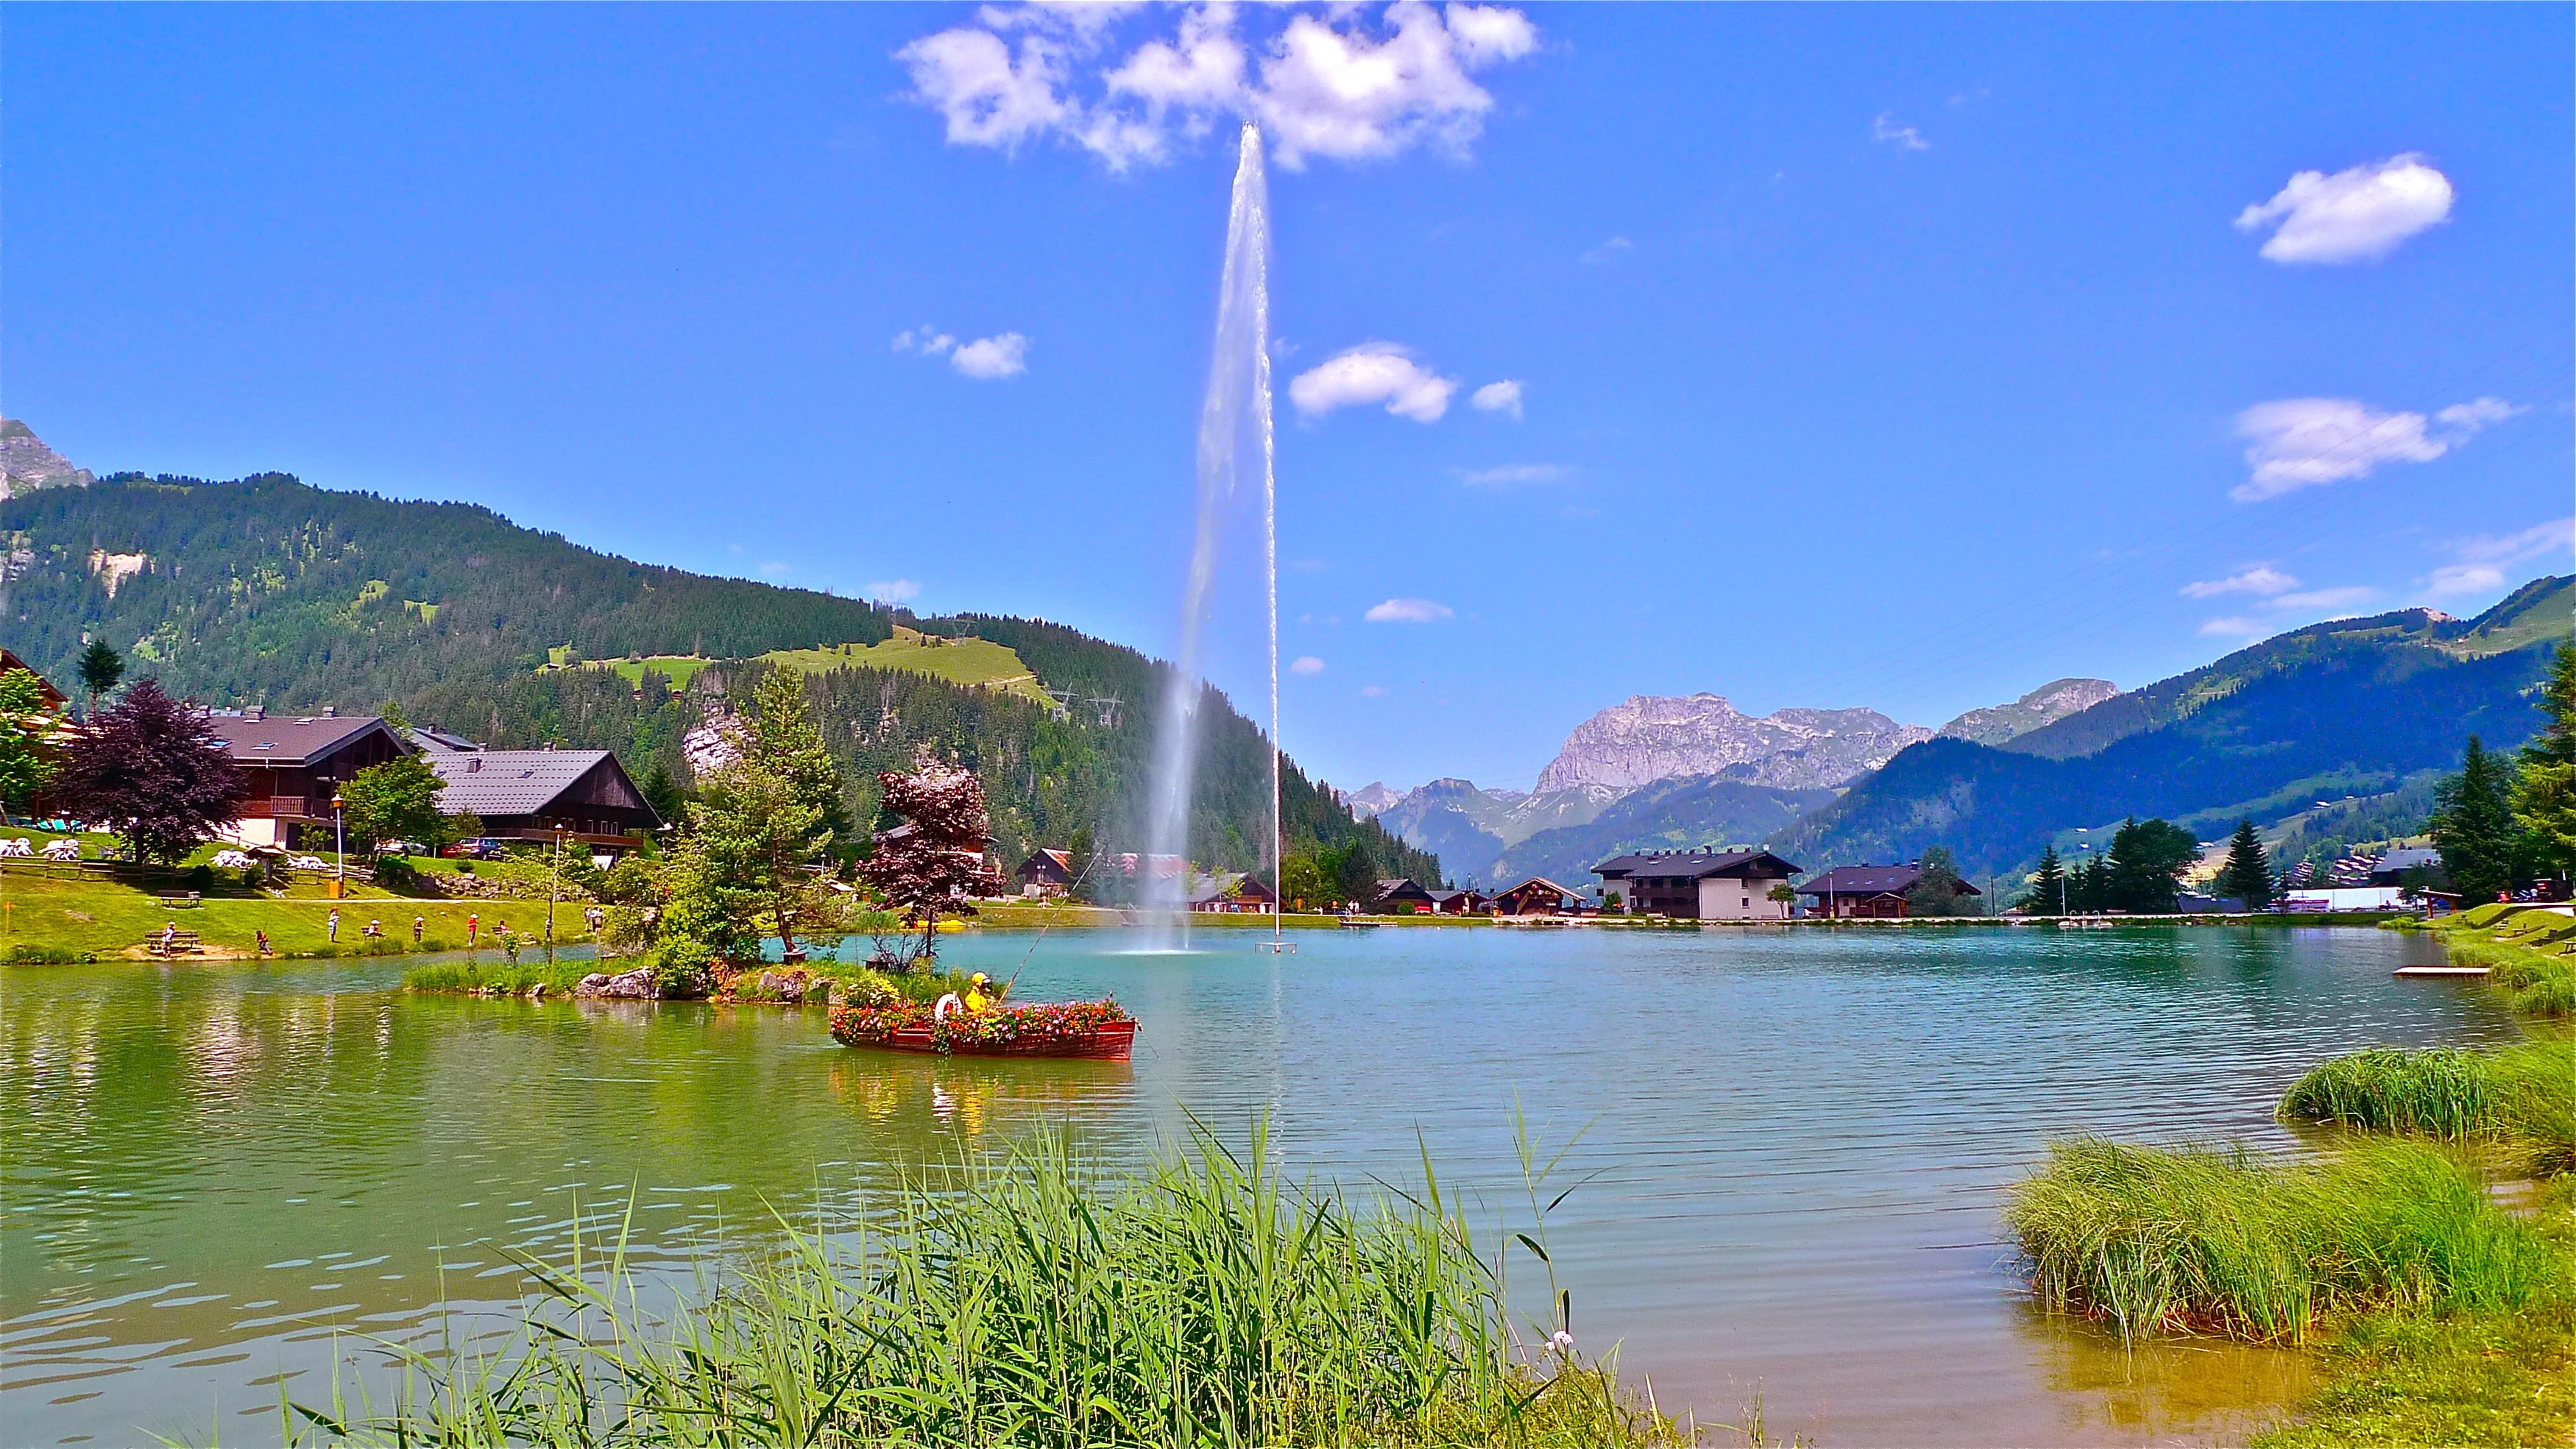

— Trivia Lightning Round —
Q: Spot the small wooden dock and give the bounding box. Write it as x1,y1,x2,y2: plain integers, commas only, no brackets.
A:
2393,965,2489,979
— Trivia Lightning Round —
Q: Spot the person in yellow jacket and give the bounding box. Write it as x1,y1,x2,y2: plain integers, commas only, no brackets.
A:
963,972,1004,1013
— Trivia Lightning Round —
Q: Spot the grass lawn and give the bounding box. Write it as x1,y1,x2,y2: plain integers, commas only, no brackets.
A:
1,871,595,960
759,626,1056,709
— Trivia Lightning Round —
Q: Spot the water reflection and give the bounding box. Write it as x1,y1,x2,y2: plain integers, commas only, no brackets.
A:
1,926,2519,1445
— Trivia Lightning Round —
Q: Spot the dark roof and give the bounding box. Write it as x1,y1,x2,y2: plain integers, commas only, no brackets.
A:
405,724,482,753
428,748,622,816
1797,865,1982,897
1374,876,1434,899
1494,876,1583,901
210,712,397,768
2371,846,2442,874
1593,849,1802,881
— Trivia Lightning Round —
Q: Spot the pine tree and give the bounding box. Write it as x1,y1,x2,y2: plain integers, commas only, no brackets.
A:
2513,642,2576,878
2104,817,2201,913
2433,736,2522,904
2212,819,2274,910
2018,843,2067,915
1905,846,1973,917
74,640,124,721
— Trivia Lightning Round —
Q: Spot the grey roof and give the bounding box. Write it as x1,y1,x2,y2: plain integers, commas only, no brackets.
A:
2372,846,2443,874
210,713,393,768
405,725,481,753
1797,865,1982,897
428,749,618,815
1593,849,1802,881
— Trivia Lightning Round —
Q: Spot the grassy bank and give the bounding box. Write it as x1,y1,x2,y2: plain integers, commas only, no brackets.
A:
2403,901,2576,1018
291,1128,1682,1448
403,955,978,1005
2281,1041,2575,1175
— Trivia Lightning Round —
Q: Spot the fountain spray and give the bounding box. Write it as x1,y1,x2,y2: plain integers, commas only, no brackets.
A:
1143,123,1276,949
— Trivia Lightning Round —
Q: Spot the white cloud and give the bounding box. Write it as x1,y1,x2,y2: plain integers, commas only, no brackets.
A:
1365,597,1453,623
2272,587,2379,612
1579,235,1632,266
2198,617,2266,638
1457,462,1568,486
1289,655,1326,675
2425,518,2573,597
1871,113,1928,152
1289,343,1457,422
1470,379,1523,419
2182,565,2298,599
893,326,958,355
898,26,1071,152
2230,395,2519,503
950,332,1030,379
897,3,1538,171
864,578,922,604
1359,684,1386,698
2234,155,2454,264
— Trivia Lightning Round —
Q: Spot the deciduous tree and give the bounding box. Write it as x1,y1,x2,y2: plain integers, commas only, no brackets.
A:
857,758,988,966
52,679,247,865
2104,817,2200,913
339,754,473,856
1904,845,1977,916
0,667,60,815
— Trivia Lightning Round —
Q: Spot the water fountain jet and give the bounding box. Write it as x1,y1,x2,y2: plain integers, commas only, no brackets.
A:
1142,124,1281,952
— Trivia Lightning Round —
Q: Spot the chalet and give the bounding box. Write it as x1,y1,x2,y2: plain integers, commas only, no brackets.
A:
416,737,660,855
1018,848,1077,896
1796,863,1983,919
1428,887,1490,915
1189,876,1278,913
2368,847,2446,889
1371,877,1437,914
1491,877,1585,916
210,708,411,849
0,649,66,710
1593,849,1802,920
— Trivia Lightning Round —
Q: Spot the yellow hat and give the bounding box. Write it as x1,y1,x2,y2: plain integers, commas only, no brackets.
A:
970,972,988,984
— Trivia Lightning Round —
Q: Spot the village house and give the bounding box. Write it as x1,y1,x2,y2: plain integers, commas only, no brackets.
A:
1,649,66,711
1017,848,1077,897
1491,877,1585,916
411,732,660,857
1371,877,1437,914
1427,887,1490,915
210,708,411,849
1795,863,1983,919
1593,848,1803,920
1189,875,1278,913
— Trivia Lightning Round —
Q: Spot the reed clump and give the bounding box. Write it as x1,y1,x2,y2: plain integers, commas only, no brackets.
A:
2006,1137,2566,1345
400,957,598,994
291,1127,1682,1448
2280,1041,2574,1169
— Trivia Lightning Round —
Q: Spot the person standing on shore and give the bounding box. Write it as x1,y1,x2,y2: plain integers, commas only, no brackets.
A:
255,929,270,957
328,908,340,943
413,915,425,945
467,913,478,947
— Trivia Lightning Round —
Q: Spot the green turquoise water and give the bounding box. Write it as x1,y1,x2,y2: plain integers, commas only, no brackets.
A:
1,924,2503,1445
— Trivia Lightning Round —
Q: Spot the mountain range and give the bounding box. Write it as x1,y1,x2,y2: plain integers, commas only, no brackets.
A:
1367,676,2118,886
0,422,1440,888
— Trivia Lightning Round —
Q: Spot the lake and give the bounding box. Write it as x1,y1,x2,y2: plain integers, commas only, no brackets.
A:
1,923,2506,1446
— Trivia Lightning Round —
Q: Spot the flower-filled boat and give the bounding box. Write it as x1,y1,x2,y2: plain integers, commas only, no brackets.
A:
829,999,1138,1058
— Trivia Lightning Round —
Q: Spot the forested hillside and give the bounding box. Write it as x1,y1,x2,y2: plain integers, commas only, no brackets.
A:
1773,580,2572,877
0,472,1439,884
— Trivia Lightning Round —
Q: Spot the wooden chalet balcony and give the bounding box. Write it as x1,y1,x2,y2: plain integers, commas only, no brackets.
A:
236,796,316,821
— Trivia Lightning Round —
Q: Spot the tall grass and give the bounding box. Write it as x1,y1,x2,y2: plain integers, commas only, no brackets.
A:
2007,1138,2566,1345
401,957,600,994
2279,1043,2575,1174
285,1124,1682,1448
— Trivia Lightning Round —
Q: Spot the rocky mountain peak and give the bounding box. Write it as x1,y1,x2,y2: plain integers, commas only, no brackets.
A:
1935,678,2118,746
1533,692,1932,795
1,420,96,500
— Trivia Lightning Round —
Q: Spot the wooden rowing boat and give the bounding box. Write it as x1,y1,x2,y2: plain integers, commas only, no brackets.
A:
865,1019,1138,1058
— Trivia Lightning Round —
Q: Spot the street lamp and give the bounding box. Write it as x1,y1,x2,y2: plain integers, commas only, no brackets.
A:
547,825,563,963
330,792,346,899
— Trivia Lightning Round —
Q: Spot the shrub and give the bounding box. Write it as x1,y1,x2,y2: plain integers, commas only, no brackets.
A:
7,943,79,965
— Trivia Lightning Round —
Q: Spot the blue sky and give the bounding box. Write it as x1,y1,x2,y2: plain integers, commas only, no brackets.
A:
8,3,2570,791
